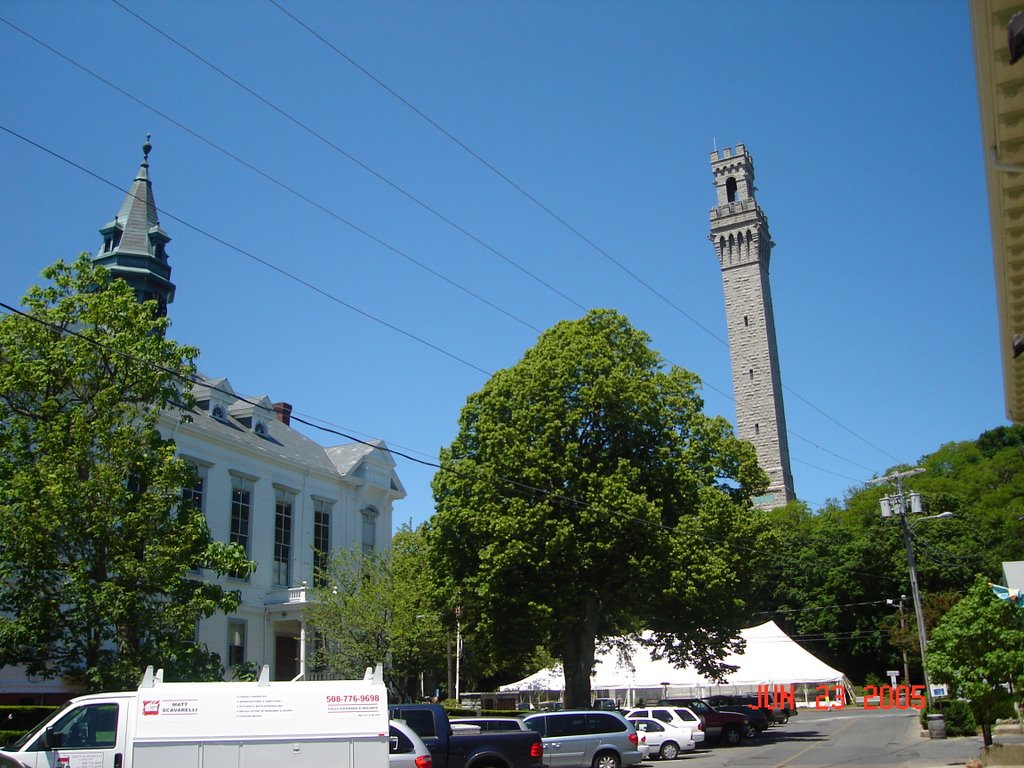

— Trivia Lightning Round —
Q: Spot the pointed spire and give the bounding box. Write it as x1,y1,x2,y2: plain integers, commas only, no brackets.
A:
94,135,175,314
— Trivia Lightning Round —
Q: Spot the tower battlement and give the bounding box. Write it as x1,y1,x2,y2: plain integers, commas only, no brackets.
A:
709,143,747,162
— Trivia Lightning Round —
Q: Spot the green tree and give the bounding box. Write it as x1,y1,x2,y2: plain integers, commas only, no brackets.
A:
0,255,252,691
428,309,772,707
307,524,447,702
926,575,1024,746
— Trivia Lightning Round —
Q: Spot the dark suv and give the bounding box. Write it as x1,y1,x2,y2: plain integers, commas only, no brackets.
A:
658,697,747,746
708,693,793,725
705,696,769,736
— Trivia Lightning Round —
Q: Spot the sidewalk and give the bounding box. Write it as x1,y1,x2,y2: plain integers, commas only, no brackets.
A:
915,722,1024,767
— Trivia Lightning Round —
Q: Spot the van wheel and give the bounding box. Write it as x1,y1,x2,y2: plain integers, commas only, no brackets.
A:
722,725,742,746
592,751,621,768
660,741,679,760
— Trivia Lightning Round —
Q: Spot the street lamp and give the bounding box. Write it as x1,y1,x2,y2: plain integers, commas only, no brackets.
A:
870,469,952,705
885,594,910,685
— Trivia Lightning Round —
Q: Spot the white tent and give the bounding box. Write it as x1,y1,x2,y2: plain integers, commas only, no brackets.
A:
500,621,849,704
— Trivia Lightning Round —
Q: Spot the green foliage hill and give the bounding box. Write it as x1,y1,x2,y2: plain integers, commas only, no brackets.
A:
753,425,1024,685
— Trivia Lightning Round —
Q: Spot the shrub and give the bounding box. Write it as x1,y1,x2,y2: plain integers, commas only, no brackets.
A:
920,699,978,736
991,697,1019,722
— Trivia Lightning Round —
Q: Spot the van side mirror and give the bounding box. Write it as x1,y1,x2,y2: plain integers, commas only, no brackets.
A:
43,726,63,750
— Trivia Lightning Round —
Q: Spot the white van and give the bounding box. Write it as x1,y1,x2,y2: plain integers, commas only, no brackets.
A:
0,664,389,768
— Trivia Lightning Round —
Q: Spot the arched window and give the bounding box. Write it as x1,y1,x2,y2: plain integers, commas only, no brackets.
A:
726,177,738,203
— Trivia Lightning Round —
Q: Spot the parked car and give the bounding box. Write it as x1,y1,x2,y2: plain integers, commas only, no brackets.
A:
628,717,696,760
391,719,433,768
657,698,747,746
522,709,642,768
708,692,794,724
592,698,619,711
637,729,650,761
624,707,705,744
390,703,544,768
717,703,767,737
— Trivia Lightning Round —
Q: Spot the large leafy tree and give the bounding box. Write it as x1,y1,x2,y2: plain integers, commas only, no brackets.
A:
307,524,447,702
0,255,251,691
926,575,1024,746
428,309,772,707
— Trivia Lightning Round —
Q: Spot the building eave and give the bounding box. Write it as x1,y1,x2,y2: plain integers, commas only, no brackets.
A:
971,0,1024,422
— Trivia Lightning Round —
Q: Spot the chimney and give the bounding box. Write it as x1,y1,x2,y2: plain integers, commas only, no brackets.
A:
272,402,293,426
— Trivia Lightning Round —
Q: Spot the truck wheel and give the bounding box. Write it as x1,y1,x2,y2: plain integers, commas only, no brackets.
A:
722,725,742,746
660,741,679,760
592,751,621,768
745,723,757,738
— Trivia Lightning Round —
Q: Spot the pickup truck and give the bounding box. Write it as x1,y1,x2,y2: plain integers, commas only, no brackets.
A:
658,697,748,746
390,704,543,768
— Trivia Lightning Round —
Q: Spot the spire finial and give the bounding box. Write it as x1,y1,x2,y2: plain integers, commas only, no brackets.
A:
142,133,152,163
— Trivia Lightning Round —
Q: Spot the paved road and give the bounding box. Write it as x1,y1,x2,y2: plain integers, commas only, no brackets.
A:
645,707,988,768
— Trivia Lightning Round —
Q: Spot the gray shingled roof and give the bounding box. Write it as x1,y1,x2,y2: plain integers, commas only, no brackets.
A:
183,373,391,481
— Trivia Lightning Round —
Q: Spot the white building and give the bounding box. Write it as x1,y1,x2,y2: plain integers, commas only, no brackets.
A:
167,378,405,682
0,139,405,700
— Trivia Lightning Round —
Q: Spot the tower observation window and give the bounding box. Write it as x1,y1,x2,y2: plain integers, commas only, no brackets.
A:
726,177,738,202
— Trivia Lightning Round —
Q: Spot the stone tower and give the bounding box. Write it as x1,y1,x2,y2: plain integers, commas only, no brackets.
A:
92,136,175,316
708,144,795,508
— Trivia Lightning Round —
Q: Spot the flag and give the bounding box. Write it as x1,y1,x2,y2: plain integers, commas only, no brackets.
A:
990,583,1023,607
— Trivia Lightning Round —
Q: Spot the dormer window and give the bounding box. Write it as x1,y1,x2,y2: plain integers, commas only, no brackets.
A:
103,228,123,253
254,420,268,437
211,404,228,421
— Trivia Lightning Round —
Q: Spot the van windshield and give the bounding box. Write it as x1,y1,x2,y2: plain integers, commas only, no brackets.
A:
6,701,71,751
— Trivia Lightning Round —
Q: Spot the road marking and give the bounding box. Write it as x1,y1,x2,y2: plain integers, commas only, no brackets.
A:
771,718,857,768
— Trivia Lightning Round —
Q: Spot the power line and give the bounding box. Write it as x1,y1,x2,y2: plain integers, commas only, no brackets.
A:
102,1,895,478
0,15,541,336
752,599,892,617
266,0,900,466
0,124,493,378
0,13,891,491
106,0,587,314
0,295,834,567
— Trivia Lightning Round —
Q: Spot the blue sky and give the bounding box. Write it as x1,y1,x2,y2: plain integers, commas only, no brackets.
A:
0,1,1002,529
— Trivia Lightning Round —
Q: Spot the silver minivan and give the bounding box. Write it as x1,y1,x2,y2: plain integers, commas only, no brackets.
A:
522,710,641,768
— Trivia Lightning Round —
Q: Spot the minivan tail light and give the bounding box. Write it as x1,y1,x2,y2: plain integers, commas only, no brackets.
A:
415,756,432,768
628,732,638,747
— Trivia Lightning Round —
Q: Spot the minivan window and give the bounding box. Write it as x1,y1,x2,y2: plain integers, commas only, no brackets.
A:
588,713,626,733
559,714,589,736
524,716,546,737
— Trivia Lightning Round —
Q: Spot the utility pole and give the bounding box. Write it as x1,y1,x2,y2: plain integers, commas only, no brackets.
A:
871,468,953,706
873,469,930,698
